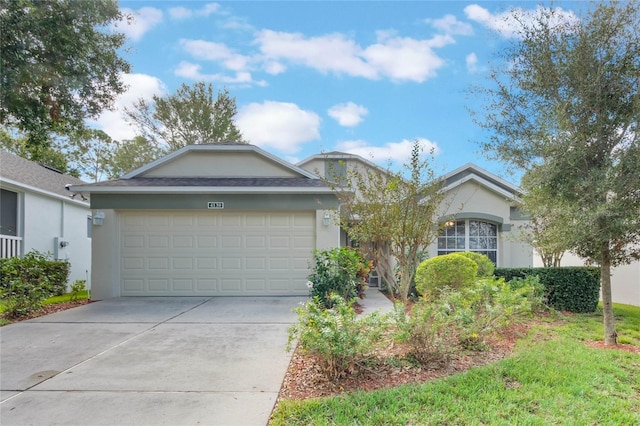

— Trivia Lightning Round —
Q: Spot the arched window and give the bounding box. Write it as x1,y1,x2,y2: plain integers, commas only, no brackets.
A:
437,219,498,264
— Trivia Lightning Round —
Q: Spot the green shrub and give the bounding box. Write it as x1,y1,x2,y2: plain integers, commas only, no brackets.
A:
447,277,542,349
494,267,600,313
393,299,456,364
0,277,51,318
457,252,495,277
0,250,70,297
414,253,478,297
287,294,388,379
307,247,371,308
70,280,87,302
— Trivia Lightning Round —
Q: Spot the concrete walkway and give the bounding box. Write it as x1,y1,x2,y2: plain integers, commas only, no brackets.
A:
0,297,305,426
359,287,395,315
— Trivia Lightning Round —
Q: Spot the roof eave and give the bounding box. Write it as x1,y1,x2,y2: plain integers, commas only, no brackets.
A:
67,185,335,195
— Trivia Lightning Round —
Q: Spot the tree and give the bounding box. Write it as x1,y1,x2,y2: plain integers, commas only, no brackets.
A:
125,82,246,150
108,136,164,179
519,172,574,267
473,2,640,345
0,0,130,145
62,129,117,183
330,141,446,302
0,128,77,176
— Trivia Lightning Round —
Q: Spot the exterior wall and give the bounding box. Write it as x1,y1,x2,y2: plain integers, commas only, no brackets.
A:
315,209,340,250
299,158,325,177
141,151,300,178
90,209,120,300
428,180,533,268
19,189,91,286
534,251,640,307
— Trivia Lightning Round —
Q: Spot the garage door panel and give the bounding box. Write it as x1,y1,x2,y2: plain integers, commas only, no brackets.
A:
120,211,315,296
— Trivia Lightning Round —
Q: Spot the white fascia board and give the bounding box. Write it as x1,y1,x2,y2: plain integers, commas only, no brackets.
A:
66,185,335,194
1,178,90,207
122,144,320,180
442,173,522,202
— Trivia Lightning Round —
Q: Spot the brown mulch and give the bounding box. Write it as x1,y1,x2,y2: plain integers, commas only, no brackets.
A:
278,321,531,401
1,300,90,324
584,340,640,354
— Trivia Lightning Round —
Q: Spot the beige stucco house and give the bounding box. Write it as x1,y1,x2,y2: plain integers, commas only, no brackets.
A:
297,153,533,269
70,144,340,300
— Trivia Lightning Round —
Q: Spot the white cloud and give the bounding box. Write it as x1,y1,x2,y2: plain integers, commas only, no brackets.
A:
254,29,452,83
200,3,220,16
466,52,479,73
464,4,578,39
429,14,473,35
236,101,321,152
90,73,166,141
117,7,163,41
263,61,286,75
256,30,377,79
180,39,251,71
335,138,440,163
363,34,451,82
174,61,265,86
169,7,192,19
328,102,369,127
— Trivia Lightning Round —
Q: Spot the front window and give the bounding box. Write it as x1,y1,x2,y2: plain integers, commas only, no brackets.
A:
438,219,498,264
0,189,18,236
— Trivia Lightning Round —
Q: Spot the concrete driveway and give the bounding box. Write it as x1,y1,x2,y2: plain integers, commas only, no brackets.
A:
0,296,306,426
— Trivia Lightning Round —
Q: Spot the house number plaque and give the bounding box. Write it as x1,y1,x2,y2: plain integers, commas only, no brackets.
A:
207,202,224,209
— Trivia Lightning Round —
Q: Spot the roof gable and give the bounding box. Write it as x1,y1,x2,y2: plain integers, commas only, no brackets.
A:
126,144,317,179
441,163,524,201
0,150,88,202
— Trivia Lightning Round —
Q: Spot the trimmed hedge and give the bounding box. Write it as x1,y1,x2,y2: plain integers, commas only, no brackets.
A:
494,267,600,313
0,250,70,296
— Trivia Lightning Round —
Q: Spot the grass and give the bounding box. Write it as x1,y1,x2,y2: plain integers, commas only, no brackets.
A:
270,303,640,425
0,290,89,326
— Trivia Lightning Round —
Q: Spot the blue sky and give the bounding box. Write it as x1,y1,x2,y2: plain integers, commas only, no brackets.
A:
95,1,584,183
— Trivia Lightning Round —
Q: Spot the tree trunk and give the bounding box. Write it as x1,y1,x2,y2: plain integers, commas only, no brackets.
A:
601,244,617,346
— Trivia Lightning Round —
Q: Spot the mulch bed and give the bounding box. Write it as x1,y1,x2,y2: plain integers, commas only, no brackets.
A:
1,300,90,324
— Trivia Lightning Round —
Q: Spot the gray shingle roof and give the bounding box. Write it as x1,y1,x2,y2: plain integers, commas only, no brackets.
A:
0,150,88,199
85,177,330,188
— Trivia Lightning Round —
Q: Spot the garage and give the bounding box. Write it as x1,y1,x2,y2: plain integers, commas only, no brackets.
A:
120,210,315,296
71,144,340,300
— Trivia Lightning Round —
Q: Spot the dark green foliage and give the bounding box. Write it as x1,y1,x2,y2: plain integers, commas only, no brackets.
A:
494,267,600,313
0,0,130,144
414,253,478,297
0,250,70,297
307,247,371,308
457,252,495,277
0,250,71,317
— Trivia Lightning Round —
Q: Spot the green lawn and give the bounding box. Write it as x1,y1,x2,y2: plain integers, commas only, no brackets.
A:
271,304,640,425
0,290,89,326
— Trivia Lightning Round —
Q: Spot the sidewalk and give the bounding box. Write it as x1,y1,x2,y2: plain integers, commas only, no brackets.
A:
359,286,395,315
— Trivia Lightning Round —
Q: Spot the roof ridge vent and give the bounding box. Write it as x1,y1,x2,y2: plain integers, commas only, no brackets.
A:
39,163,64,174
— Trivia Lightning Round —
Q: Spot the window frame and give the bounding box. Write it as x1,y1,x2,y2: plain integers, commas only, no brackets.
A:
437,219,498,264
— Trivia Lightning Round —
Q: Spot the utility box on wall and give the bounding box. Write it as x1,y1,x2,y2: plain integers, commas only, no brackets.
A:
54,236,69,260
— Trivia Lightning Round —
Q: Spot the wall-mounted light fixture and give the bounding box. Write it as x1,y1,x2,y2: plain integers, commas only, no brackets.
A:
323,211,331,226
93,211,105,226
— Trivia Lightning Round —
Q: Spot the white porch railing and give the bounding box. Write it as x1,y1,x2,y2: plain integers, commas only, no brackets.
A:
0,235,22,259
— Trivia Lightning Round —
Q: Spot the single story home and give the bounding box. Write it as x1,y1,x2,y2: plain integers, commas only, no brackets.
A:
0,150,92,285
74,145,639,306
70,144,340,299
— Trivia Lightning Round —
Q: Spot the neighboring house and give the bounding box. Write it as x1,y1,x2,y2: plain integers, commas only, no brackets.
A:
70,144,340,300
298,154,533,269
0,150,92,286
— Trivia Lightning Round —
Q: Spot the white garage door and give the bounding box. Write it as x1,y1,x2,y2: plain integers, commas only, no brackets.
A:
119,211,315,296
